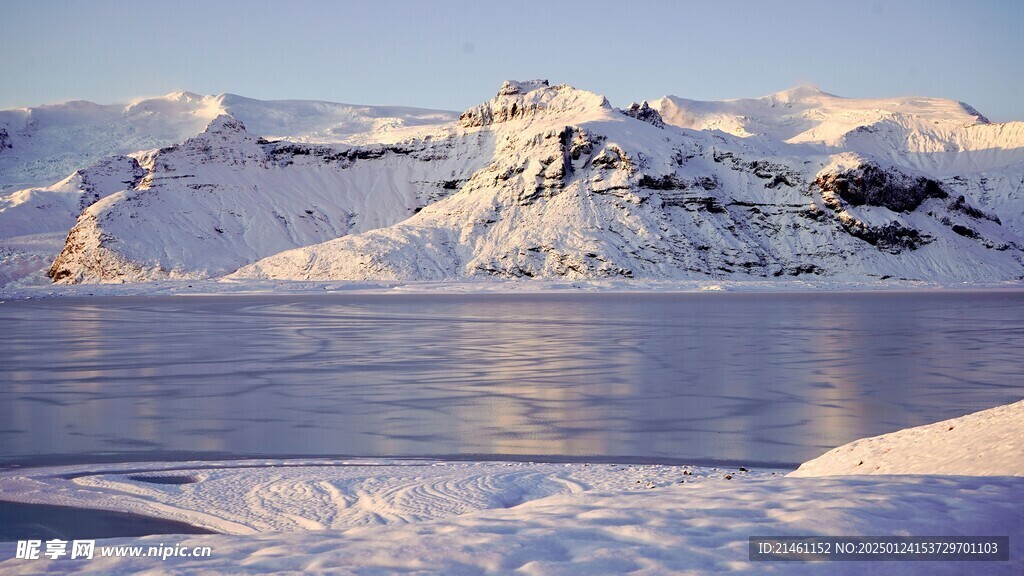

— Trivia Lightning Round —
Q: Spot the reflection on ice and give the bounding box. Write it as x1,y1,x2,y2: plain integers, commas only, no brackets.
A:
1,292,1022,466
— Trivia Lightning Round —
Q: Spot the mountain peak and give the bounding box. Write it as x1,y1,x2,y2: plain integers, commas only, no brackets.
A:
766,85,833,103
203,114,247,135
459,80,610,128
619,101,665,128
498,79,550,96
164,91,205,103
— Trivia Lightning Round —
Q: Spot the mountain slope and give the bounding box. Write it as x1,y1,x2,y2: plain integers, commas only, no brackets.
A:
0,154,143,238
0,154,146,287
46,115,491,283
0,93,458,286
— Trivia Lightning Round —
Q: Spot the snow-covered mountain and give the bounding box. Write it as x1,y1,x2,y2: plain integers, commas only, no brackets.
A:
45,115,490,282
5,80,1024,287
654,86,1024,178
654,85,989,144
0,92,457,286
0,92,456,192
229,82,1024,284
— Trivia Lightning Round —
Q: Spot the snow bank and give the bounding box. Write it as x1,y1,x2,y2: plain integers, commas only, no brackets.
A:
790,399,1024,477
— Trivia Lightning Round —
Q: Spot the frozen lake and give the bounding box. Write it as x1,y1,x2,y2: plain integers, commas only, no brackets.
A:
2,291,1023,467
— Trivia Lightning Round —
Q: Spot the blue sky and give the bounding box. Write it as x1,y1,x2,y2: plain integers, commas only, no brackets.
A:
2,0,1022,120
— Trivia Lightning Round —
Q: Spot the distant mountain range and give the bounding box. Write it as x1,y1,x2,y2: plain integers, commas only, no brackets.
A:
2,80,1022,287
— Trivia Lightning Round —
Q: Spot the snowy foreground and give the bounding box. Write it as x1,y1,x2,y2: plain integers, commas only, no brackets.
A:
0,401,1021,574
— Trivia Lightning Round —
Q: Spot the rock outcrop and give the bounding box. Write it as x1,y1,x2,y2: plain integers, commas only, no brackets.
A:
619,101,665,128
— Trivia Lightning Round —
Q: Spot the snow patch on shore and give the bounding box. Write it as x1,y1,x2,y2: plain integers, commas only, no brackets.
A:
790,399,1024,477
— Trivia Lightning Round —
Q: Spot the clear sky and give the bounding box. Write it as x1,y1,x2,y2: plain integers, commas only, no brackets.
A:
2,0,1022,121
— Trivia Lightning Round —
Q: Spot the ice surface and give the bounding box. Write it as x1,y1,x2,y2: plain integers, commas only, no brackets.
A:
3,292,1023,466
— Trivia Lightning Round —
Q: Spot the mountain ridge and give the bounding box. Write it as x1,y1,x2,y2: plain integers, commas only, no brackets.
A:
1,80,1021,289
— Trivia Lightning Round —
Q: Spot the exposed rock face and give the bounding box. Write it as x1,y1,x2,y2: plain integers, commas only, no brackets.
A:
0,127,11,151
73,156,145,211
497,79,550,96
619,101,665,128
959,102,991,124
816,163,948,213
949,195,1000,224
839,218,932,254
